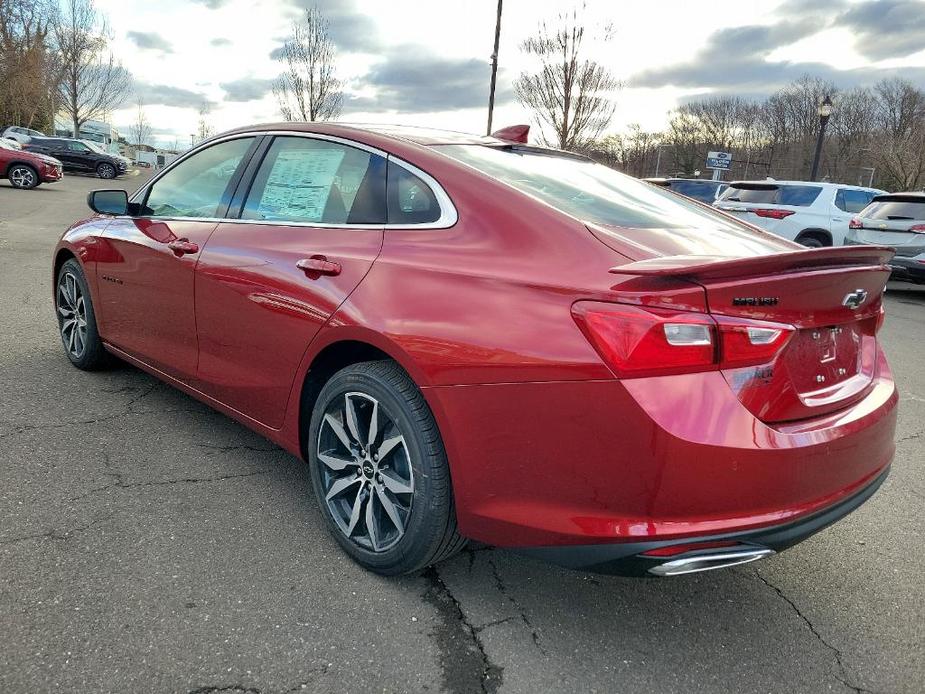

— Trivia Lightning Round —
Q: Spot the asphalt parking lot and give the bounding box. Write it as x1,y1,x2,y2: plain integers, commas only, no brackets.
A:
1,171,923,694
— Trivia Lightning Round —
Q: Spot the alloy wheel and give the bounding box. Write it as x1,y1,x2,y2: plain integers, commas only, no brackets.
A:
317,391,414,553
9,166,35,188
57,272,88,358
98,164,115,179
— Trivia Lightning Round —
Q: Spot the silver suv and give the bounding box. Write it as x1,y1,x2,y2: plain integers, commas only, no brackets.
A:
845,192,925,284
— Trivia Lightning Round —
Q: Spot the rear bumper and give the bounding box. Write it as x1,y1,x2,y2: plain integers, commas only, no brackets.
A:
888,256,925,283
427,349,897,551
513,465,889,575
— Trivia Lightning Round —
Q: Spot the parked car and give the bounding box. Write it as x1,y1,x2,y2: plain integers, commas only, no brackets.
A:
714,180,884,246
52,123,896,577
0,137,63,189
1,125,46,145
845,192,925,284
644,177,728,204
24,136,126,179
81,140,133,170
135,160,152,168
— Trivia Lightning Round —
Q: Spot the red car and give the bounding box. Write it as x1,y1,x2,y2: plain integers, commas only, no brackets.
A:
1,137,63,188
52,123,897,577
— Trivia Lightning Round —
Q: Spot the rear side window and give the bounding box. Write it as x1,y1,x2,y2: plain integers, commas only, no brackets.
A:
720,184,821,206
835,189,876,213
387,162,441,225
861,198,925,221
144,137,254,218
242,137,387,225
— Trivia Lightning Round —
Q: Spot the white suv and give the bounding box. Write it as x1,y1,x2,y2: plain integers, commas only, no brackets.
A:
713,180,884,247
2,125,46,145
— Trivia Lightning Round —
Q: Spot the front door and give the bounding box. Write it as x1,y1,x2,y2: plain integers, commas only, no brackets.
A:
194,135,388,428
95,136,257,380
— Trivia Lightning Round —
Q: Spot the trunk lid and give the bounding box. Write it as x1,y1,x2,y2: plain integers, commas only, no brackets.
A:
611,246,893,423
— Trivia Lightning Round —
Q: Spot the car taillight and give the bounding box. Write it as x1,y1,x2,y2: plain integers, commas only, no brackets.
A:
909,224,925,233
713,315,795,368
849,218,863,229
752,208,795,219
572,302,795,378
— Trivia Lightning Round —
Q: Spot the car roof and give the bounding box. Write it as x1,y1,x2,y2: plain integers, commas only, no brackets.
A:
727,179,881,191
644,177,720,184
221,121,506,147
868,192,925,205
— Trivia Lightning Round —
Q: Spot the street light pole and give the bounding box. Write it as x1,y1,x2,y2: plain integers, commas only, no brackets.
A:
486,0,503,135
809,95,833,182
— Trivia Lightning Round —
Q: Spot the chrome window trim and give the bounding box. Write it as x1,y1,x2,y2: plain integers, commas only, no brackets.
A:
127,129,458,230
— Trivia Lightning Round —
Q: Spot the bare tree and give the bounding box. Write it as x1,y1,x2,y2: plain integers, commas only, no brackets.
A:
0,0,60,131
196,103,214,142
129,98,152,145
54,0,130,137
273,7,342,122
514,5,620,150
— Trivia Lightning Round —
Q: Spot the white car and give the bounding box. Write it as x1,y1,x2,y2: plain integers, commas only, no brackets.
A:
2,125,46,145
713,180,885,247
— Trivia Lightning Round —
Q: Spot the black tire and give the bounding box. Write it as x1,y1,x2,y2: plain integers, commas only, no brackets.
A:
307,360,465,575
8,163,39,189
55,258,110,370
96,162,116,179
796,232,828,248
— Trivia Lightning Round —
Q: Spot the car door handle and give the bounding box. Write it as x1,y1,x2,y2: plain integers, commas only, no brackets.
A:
297,256,342,277
167,239,199,256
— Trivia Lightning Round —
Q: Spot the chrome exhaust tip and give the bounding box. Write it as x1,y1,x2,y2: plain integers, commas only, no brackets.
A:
648,548,775,577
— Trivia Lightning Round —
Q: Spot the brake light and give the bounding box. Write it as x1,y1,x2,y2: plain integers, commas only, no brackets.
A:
849,218,863,229
571,303,715,378
752,208,795,219
909,224,925,233
713,316,795,368
572,302,796,378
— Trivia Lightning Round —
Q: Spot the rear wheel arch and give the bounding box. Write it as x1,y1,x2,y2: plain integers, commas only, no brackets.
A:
795,228,832,247
298,340,407,458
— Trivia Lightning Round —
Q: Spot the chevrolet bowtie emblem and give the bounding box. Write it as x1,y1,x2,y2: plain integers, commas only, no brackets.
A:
843,289,869,310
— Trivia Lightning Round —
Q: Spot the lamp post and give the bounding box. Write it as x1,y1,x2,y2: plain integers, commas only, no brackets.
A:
486,0,503,135
809,95,833,182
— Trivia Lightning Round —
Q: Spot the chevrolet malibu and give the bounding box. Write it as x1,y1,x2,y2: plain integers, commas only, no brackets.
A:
52,123,897,576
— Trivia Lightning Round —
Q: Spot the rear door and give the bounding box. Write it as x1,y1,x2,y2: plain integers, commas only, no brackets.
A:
833,188,878,244
193,134,388,428
97,136,258,380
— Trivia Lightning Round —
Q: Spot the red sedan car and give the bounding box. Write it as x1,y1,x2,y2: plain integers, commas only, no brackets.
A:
52,123,897,577
1,137,63,188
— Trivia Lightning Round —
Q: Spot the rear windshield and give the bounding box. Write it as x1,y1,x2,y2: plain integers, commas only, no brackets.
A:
719,184,822,207
667,179,720,203
437,144,749,230
860,199,925,221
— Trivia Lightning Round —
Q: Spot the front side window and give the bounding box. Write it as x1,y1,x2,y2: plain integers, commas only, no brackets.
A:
144,137,254,218
242,137,386,225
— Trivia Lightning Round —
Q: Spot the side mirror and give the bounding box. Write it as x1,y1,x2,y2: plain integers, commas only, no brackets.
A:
88,189,129,216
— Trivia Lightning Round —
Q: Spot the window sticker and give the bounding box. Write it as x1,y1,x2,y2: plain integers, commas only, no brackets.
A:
256,148,346,221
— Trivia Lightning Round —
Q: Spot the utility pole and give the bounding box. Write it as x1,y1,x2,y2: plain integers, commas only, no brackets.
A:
486,0,503,135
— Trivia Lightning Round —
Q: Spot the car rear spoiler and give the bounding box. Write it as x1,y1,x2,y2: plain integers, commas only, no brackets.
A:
609,246,895,281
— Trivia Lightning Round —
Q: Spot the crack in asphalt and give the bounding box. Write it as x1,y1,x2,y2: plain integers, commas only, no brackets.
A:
422,567,503,694
0,514,114,546
188,686,261,694
754,570,876,694
68,469,270,501
487,558,547,656
896,430,923,444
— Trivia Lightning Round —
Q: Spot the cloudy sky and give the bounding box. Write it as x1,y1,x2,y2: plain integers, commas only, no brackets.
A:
97,0,925,147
